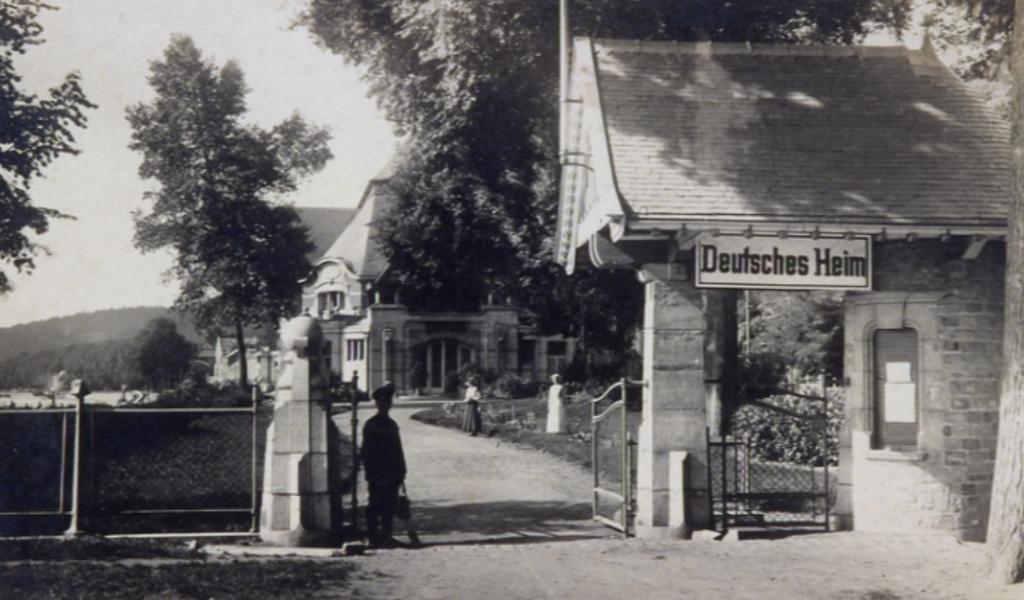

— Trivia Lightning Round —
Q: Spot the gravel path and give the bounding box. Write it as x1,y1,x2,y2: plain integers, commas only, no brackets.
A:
384,406,608,545
353,534,1017,600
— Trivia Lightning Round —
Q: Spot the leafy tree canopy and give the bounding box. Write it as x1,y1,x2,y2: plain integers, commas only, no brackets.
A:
925,0,1011,78
745,291,844,386
134,317,197,391
126,36,331,385
0,1,94,293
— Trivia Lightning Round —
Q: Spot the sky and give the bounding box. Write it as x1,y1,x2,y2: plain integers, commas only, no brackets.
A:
0,0,397,327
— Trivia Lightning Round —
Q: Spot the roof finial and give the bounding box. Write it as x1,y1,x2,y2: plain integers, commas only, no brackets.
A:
919,29,937,58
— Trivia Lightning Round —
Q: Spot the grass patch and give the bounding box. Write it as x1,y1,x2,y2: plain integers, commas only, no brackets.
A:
0,537,358,599
0,536,203,561
0,559,357,599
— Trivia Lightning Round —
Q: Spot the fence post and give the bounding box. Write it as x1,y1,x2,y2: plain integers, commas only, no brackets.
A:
250,386,260,533
620,378,628,538
59,412,68,513
705,427,714,531
64,380,90,537
823,392,830,531
350,369,360,536
591,393,598,520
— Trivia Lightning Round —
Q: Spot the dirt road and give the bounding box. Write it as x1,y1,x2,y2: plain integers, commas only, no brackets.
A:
382,406,607,545
338,407,1017,600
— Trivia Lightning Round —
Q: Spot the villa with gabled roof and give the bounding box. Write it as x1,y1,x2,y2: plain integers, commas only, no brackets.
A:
301,160,573,395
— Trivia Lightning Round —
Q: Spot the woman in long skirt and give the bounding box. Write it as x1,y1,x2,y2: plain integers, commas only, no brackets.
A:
461,377,482,436
546,374,566,433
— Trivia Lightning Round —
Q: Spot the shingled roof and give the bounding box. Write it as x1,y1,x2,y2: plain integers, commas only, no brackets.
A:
318,160,397,281
557,38,1010,266
295,206,358,259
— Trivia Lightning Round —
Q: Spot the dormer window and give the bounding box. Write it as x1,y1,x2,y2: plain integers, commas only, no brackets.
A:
317,291,346,317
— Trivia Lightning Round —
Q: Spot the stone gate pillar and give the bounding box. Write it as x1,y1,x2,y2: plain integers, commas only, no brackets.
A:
259,315,340,546
636,277,722,538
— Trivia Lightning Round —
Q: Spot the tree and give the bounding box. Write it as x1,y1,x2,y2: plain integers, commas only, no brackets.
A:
974,0,1024,584
929,0,1024,583
126,36,331,387
0,340,141,391
300,1,911,352
134,318,196,390
916,1,1011,120
744,291,844,385
0,1,94,293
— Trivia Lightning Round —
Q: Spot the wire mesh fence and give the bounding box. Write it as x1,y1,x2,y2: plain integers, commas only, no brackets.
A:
84,408,260,533
0,404,264,536
0,410,74,535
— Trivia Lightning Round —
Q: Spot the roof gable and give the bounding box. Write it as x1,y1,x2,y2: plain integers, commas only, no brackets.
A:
294,206,358,260
558,38,1010,262
320,179,394,281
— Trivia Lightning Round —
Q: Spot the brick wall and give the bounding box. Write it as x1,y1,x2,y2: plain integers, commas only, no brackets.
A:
844,239,1003,541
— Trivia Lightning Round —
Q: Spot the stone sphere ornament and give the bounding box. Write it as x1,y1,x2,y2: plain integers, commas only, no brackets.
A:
279,313,323,355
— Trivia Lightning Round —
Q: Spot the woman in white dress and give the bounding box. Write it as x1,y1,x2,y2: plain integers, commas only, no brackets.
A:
546,374,566,434
461,377,483,436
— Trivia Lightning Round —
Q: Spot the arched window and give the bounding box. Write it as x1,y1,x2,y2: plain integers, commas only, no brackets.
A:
317,291,346,317
872,328,919,449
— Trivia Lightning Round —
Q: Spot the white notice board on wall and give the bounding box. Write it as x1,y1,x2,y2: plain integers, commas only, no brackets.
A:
883,361,916,423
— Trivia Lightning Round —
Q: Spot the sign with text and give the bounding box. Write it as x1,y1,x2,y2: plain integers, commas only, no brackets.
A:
695,233,871,290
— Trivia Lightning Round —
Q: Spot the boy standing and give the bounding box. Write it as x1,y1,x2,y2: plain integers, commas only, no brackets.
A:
360,381,406,546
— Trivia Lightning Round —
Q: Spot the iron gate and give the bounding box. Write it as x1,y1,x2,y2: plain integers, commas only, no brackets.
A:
707,393,832,532
590,379,640,537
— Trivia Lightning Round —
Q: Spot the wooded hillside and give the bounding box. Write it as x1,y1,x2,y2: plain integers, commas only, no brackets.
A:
0,307,200,363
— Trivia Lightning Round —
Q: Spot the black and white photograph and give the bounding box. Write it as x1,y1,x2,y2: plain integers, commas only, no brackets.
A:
2,0,1024,598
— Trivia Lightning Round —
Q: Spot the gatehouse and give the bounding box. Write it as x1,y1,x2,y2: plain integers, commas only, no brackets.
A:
556,36,1009,540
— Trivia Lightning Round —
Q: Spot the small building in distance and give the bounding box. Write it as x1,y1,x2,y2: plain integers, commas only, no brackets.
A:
210,336,263,386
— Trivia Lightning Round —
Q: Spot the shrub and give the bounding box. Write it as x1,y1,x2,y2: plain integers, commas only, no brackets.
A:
736,352,790,402
153,379,251,408
730,387,844,467
561,347,640,389
494,373,539,399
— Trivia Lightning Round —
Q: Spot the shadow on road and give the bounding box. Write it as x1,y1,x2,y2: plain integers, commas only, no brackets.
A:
391,499,612,547
396,506,609,549
409,500,593,536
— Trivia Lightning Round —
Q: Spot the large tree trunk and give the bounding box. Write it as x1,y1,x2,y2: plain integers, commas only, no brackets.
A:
235,320,248,391
988,0,1024,584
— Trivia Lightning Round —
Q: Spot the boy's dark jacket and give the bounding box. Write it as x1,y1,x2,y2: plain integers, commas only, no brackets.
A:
361,413,406,486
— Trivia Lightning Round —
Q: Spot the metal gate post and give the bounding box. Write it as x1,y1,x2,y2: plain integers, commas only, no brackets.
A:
350,371,361,535
705,427,714,531
59,412,68,513
823,393,830,531
63,386,88,536
620,380,629,538
721,432,729,532
250,386,260,533
591,397,598,519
